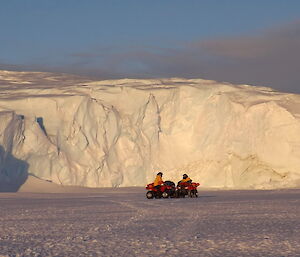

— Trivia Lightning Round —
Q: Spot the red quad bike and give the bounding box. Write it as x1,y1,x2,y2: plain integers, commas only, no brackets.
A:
176,182,200,198
146,181,176,199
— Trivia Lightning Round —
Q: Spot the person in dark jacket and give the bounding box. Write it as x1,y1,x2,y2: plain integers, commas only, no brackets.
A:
179,174,192,183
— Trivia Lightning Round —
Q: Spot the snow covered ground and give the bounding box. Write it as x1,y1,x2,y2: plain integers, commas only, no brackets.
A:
0,188,299,256
1,70,300,190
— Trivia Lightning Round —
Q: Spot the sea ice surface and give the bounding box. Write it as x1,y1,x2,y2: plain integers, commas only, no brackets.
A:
0,188,299,256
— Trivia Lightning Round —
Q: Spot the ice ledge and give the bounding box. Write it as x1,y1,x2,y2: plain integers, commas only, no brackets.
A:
1,70,300,190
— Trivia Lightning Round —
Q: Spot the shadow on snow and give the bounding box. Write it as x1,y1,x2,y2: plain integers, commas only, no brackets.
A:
0,145,29,192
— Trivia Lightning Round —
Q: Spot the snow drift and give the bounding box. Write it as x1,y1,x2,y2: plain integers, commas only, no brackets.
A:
1,70,300,190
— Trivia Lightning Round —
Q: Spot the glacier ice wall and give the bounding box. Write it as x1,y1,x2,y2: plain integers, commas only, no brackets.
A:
1,70,300,189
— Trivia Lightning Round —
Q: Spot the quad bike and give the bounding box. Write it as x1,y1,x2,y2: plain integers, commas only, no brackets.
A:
175,182,200,198
146,180,176,199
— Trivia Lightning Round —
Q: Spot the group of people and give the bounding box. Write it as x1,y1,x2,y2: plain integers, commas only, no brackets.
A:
153,172,192,188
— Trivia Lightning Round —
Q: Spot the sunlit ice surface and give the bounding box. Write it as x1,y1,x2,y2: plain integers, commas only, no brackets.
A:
0,188,299,256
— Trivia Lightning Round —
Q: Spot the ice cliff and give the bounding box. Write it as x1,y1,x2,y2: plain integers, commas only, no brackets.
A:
1,70,300,190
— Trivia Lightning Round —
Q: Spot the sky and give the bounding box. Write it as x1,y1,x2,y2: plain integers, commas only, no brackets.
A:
1,0,300,93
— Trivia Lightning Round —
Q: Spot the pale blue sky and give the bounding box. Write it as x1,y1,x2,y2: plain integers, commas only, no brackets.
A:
1,0,300,92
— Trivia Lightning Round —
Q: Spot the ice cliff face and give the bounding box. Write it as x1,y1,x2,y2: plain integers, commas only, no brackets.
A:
1,70,300,189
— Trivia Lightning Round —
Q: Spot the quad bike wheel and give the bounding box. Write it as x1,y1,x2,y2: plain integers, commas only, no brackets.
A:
170,191,176,198
188,190,196,198
188,190,197,198
146,191,154,199
162,191,169,198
